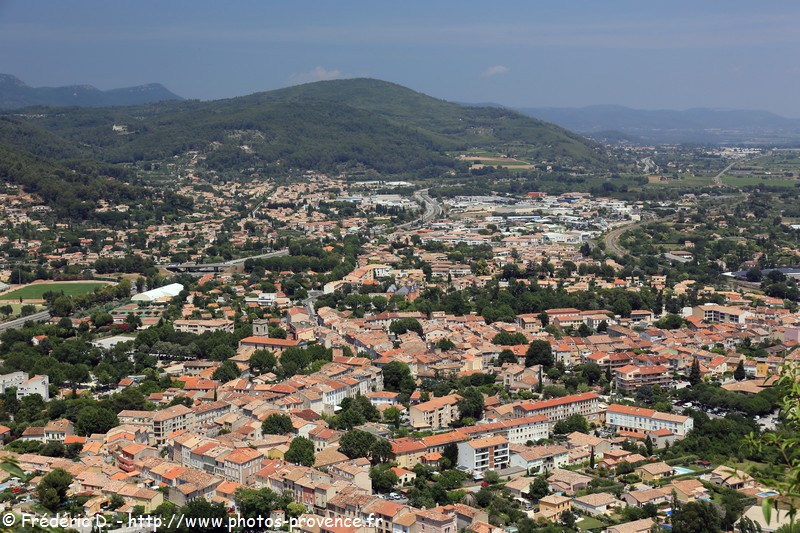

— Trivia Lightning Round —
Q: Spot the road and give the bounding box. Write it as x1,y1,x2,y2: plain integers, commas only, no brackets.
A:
713,160,738,186
603,221,644,257
0,310,50,332
165,249,289,273
395,189,442,231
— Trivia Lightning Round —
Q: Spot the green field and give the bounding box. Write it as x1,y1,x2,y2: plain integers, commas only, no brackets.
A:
721,175,799,188
0,282,110,300
576,517,605,531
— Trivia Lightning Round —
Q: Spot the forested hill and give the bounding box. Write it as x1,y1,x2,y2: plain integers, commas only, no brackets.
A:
4,78,612,177
0,74,183,109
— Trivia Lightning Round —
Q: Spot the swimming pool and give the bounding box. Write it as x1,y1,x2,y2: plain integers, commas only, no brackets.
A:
673,467,694,475
757,490,779,498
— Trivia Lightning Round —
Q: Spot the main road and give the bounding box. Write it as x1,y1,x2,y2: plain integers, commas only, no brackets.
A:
0,310,50,332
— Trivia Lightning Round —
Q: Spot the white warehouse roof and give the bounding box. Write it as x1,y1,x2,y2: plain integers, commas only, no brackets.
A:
131,282,184,302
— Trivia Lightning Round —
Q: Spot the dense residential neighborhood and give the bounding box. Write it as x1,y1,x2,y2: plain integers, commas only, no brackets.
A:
0,161,798,533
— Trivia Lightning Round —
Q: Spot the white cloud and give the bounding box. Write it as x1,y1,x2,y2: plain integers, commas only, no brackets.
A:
481,65,509,77
289,66,343,84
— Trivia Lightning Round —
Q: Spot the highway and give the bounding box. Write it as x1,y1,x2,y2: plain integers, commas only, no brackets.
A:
395,188,442,232
603,221,643,257
0,310,51,332
713,160,737,186
165,249,289,272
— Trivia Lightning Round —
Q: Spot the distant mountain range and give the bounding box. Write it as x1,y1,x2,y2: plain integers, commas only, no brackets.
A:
0,74,183,109
516,104,800,145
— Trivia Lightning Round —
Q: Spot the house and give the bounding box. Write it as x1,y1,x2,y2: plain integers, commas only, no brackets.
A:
603,518,657,533
572,492,621,516
710,466,755,490
622,487,670,508
43,419,74,442
605,404,693,439
635,461,674,482
391,467,416,486
537,493,571,521
547,469,592,495
669,479,710,503
415,508,457,533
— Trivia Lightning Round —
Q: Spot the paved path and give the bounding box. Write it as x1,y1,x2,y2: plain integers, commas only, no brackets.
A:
0,310,50,332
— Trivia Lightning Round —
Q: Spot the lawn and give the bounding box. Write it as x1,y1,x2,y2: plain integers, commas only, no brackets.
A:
576,517,606,531
0,282,110,300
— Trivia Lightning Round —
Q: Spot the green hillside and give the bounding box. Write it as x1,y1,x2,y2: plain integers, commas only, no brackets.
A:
5,78,611,177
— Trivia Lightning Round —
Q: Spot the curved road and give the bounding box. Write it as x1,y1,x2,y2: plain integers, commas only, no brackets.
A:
713,160,737,187
603,221,643,256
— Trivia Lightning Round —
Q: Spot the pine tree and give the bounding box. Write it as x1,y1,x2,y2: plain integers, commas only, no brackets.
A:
689,357,702,386
734,360,746,381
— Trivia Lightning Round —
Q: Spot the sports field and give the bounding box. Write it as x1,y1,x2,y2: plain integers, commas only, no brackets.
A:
0,281,110,300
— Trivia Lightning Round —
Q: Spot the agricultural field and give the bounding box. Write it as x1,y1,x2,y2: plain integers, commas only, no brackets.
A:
0,281,111,300
454,150,535,170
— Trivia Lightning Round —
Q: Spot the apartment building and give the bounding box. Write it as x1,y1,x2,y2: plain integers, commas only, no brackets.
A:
415,508,457,533
614,364,671,394
457,435,510,473
456,415,549,444
512,392,600,425
605,404,693,439
0,371,26,393
692,304,752,324
17,374,49,401
409,394,462,430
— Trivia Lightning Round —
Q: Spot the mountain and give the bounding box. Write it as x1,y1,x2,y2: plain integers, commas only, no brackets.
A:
0,74,183,109
6,78,611,176
516,104,800,145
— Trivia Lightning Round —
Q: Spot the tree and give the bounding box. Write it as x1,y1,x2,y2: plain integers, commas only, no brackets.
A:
109,493,125,510
0,304,12,318
689,357,702,386
553,414,589,435
525,340,554,368
529,476,549,500
613,298,633,318
383,361,415,394
249,349,277,375
436,338,456,351
262,413,293,435
90,310,114,328
671,500,721,533
561,510,576,529
645,435,654,457
389,318,422,335
734,360,746,381
36,468,73,512
442,443,458,466
370,464,399,493
125,312,142,331
339,429,376,459
383,406,401,429
370,438,393,464
492,332,528,346
212,360,239,383
497,349,518,366
177,499,229,533
284,436,315,466
457,387,485,421
583,362,602,385
76,406,119,436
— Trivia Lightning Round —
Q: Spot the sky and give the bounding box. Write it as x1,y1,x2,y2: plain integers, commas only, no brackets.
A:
1,1,799,116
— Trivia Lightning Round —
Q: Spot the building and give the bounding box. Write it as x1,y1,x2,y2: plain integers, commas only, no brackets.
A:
512,392,600,425
238,336,303,354
173,319,234,334
509,445,569,473
572,493,621,516
457,435,510,474
692,304,752,324
17,374,49,401
614,365,671,394
635,461,674,482
409,395,461,431
0,371,27,393
538,494,571,521
605,404,693,439
132,283,184,303
603,518,657,533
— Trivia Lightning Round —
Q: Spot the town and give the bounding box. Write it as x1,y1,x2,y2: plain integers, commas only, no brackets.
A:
0,155,798,533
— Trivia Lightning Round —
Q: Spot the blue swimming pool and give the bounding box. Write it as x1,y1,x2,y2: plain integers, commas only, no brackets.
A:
757,490,779,498
673,467,694,475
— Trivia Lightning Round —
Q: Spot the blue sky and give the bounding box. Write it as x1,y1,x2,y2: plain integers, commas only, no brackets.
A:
1,1,799,115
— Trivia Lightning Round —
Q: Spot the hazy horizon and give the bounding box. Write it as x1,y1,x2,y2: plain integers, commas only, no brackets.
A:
2,0,799,117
